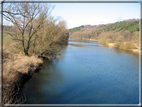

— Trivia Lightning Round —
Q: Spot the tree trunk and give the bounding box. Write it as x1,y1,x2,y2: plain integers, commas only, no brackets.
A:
24,50,29,56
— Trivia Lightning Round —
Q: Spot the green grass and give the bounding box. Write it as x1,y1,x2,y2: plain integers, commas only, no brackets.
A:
3,33,11,41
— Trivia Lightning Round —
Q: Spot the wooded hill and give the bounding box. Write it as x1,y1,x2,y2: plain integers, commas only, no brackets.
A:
69,24,107,33
69,19,139,51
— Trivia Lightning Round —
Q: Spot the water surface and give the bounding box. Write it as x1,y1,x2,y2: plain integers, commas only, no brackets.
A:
19,38,139,104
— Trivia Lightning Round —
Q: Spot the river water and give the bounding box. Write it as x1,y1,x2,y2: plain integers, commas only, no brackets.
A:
19,38,139,104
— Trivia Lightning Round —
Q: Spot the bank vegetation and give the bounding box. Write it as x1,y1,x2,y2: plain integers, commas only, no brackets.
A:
69,19,139,53
2,3,68,104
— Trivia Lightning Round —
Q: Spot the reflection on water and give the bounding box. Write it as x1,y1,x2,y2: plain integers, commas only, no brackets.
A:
18,59,64,103
19,38,139,104
112,48,139,56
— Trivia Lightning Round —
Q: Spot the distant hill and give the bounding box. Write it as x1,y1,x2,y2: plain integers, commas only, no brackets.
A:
95,19,139,34
69,25,85,32
69,24,107,33
69,19,139,51
69,19,139,39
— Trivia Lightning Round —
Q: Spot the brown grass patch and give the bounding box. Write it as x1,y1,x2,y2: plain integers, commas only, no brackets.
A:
3,47,43,104
3,50,43,81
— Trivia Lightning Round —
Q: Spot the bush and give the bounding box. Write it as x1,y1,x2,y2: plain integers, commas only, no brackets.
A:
119,42,136,50
115,36,124,44
114,42,121,48
131,31,139,46
98,39,106,45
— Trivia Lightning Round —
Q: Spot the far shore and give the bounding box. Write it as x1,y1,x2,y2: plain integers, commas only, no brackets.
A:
85,38,98,42
69,37,98,42
70,37,140,54
107,43,140,53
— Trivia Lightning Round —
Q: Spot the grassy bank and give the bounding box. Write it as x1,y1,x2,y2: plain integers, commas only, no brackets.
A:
3,48,43,104
97,31,139,53
2,3,69,104
2,31,68,104
3,24,68,104
3,35,44,104
3,36,68,104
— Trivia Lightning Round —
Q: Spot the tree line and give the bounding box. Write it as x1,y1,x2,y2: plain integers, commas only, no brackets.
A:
69,25,85,32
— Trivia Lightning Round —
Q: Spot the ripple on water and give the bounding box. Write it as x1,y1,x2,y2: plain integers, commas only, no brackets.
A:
19,39,139,104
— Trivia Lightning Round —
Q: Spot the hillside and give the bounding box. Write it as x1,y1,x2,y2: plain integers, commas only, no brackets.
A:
69,19,139,52
69,24,107,33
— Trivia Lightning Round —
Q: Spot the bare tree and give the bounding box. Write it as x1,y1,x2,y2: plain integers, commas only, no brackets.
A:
2,3,53,55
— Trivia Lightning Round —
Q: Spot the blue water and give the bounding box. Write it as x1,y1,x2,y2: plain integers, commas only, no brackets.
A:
19,38,139,104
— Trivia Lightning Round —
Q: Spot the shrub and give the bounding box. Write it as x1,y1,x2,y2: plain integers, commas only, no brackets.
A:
114,42,121,48
115,36,124,44
131,31,139,46
119,42,136,50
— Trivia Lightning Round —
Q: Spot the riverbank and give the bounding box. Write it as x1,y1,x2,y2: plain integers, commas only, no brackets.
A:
2,43,68,104
86,38,139,54
2,32,69,104
96,40,139,54
70,37,140,54
85,38,98,42
107,42,140,53
70,37,98,42
2,48,43,104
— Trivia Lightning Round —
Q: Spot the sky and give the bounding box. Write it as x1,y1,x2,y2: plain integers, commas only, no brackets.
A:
2,2,140,29
49,3,140,29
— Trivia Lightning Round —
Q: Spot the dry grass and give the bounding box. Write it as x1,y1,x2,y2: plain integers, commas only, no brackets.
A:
2,46,43,104
3,47,43,81
12,55,43,73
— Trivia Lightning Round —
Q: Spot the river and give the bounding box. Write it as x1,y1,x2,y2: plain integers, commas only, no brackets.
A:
18,38,139,104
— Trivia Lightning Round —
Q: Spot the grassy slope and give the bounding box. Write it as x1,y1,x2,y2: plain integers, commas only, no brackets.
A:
2,27,69,103
3,33,43,104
